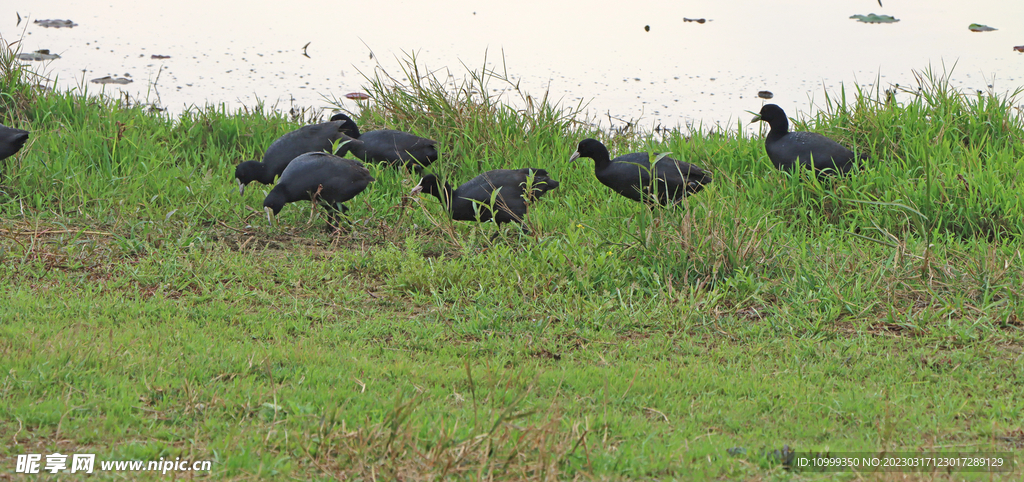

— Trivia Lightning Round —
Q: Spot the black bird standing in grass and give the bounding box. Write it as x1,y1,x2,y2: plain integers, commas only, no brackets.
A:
411,168,559,226
751,104,866,175
235,117,355,195
262,151,374,229
0,123,29,161
329,113,438,172
569,138,712,206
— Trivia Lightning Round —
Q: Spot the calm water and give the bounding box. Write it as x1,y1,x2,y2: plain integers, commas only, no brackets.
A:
5,0,1024,133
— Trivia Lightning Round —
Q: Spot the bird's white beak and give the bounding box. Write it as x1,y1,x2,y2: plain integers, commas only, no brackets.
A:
238,179,245,195
569,151,581,163
265,206,275,225
410,185,423,195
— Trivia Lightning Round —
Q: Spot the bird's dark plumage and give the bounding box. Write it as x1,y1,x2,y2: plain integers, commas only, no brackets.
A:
752,104,865,174
0,123,30,161
235,119,353,194
412,168,559,225
263,152,375,228
329,113,438,171
570,138,712,206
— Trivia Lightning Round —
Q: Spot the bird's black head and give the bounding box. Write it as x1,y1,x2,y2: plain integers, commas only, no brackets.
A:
569,138,611,164
331,134,362,157
686,179,709,195
330,113,361,138
235,161,268,195
413,174,443,196
411,174,453,205
263,189,286,215
529,170,560,196
752,104,789,133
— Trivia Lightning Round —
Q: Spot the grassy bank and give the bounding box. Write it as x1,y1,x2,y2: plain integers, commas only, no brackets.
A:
1,43,1022,480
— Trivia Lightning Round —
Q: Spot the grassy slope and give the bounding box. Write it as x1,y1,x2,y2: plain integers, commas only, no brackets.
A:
1,49,1022,480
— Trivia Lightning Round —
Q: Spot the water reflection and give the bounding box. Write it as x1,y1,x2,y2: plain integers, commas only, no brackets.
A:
5,0,1023,132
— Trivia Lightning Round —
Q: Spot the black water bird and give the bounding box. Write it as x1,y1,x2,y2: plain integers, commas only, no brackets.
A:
751,104,865,174
411,169,559,226
569,138,712,206
263,151,375,228
235,118,354,195
0,123,30,161
329,113,438,171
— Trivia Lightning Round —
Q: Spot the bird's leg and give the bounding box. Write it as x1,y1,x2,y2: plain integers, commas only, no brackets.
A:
324,202,351,234
309,184,324,226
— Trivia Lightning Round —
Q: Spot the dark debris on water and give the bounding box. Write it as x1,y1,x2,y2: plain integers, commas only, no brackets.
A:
17,50,60,61
34,19,78,28
90,76,133,85
850,13,899,24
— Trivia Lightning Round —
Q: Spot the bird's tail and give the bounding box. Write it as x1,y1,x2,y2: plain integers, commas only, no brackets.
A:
11,132,29,152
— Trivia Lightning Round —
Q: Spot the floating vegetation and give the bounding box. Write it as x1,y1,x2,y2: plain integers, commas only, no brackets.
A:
34,19,77,28
151,54,171,59
850,13,899,24
683,18,706,24
968,23,997,32
1015,46,1024,53
17,50,60,61
90,76,133,85
757,91,774,100
345,92,371,101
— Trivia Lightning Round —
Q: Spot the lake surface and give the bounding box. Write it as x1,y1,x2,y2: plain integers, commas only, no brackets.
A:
5,0,1024,133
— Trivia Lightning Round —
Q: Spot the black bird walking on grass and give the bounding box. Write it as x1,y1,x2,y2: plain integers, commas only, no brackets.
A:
0,123,29,161
569,138,712,206
329,113,438,172
751,104,866,175
263,151,375,229
235,117,354,195
411,169,559,226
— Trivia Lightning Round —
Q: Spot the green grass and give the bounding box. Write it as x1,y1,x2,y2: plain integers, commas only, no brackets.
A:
1,37,1022,480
